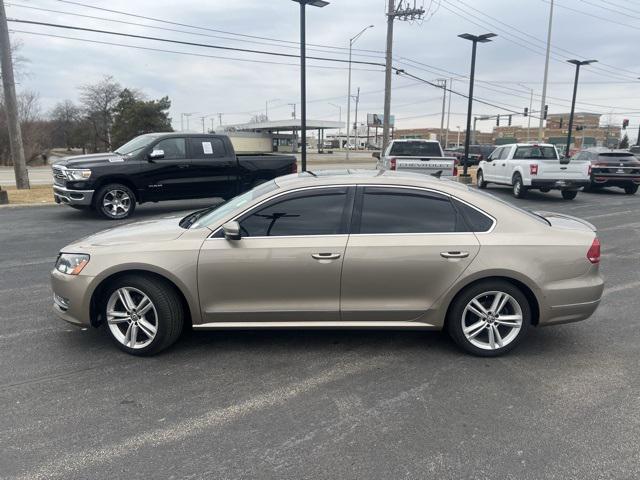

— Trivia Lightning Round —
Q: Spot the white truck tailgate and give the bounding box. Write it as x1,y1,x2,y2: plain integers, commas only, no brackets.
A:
539,159,590,180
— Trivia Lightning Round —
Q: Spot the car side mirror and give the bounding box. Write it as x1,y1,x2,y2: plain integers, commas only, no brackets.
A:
485,157,493,162
372,151,380,160
222,221,241,241
148,149,165,161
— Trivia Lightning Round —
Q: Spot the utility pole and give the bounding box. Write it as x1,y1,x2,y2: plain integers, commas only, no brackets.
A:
0,0,29,189
289,103,297,119
200,116,206,133
346,24,373,158
217,113,223,126
210,118,215,132
353,87,360,151
382,0,425,153
437,79,447,145
445,78,453,148
538,0,554,142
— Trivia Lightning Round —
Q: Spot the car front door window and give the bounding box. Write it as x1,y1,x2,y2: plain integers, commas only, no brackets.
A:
154,138,186,160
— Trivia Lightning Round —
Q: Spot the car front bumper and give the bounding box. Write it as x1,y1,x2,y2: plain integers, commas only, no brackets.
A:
51,269,94,327
53,186,95,206
530,179,590,190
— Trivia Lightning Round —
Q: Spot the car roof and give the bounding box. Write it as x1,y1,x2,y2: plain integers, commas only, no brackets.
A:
390,139,439,143
498,143,555,147
583,147,634,154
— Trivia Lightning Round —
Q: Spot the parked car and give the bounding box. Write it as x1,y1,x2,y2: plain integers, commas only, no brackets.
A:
573,148,640,195
630,145,640,158
51,133,297,219
476,143,590,199
449,145,495,165
373,139,458,177
51,170,603,357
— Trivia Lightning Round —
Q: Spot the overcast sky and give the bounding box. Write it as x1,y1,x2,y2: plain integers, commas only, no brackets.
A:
7,0,640,140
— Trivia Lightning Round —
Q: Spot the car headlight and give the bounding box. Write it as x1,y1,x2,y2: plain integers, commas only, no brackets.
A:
55,253,90,275
65,169,92,181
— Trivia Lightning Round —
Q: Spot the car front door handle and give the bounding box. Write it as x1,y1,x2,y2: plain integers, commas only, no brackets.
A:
312,253,341,260
440,251,469,259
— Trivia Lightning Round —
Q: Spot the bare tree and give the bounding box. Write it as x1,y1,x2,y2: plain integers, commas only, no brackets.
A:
50,100,81,150
79,75,121,151
0,91,49,166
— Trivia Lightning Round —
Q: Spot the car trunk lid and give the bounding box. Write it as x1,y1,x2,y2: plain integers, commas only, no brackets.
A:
533,210,596,232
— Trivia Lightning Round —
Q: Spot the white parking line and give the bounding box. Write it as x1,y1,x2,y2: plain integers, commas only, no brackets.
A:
16,357,384,480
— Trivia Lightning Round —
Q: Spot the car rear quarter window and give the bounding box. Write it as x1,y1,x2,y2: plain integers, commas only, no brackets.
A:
452,199,494,232
188,137,226,159
357,187,465,234
239,189,349,237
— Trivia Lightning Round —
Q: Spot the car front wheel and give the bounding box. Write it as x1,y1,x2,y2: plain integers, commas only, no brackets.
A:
476,170,487,189
103,274,184,355
95,183,136,219
447,280,530,357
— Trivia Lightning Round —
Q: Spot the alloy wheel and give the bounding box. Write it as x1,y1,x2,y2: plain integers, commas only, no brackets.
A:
106,286,158,349
461,291,523,350
103,189,131,217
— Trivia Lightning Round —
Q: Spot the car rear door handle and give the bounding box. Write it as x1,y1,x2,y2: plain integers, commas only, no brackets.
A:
440,251,469,259
312,253,341,260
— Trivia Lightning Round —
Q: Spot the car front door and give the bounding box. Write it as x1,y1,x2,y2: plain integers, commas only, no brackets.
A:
187,137,239,200
498,145,515,184
142,137,193,200
340,186,480,322
482,147,502,182
197,186,355,323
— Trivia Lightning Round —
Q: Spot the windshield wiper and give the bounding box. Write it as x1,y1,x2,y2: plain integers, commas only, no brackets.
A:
179,203,225,229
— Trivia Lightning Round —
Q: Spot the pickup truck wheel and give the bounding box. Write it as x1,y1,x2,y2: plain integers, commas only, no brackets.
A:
476,170,487,189
624,184,638,195
95,183,136,220
447,280,530,357
512,174,527,199
103,274,184,356
561,190,578,200
539,187,551,193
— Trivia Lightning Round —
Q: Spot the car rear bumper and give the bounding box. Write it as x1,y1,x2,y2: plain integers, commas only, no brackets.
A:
530,179,590,190
539,269,604,326
591,175,640,186
53,186,94,206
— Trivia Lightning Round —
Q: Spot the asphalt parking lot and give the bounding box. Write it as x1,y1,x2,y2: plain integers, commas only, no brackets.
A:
1,184,639,479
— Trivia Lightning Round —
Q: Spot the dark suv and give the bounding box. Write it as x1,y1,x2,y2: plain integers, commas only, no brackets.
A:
573,148,640,194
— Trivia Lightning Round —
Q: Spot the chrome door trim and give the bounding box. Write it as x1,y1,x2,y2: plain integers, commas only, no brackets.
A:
193,320,436,329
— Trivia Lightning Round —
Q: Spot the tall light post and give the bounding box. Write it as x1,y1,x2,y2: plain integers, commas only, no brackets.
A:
519,83,534,141
565,59,597,158
265,98,280,120
346,24,374,158
328,102,342,134
292,0,329,172
538,0,554,141
458,32,497,180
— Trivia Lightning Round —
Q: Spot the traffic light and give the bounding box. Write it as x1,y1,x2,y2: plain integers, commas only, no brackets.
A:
496,115,500,126
543,105,548,119
524,107,529,117
623,118,629,129
508,115,512,126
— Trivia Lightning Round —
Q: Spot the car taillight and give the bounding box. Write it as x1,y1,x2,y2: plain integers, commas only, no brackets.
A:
390,157,397,170
530,164,538,175
453,165,458,176
587,237,601,264
291,162,298,173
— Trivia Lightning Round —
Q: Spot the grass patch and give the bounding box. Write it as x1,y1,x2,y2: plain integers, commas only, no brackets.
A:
3,185,54,204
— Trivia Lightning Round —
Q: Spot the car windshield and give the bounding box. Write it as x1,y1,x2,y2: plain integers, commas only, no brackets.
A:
389,141,441,157
114,135,159,157
598,152,635,160
189,180,279,229
513,146,558,160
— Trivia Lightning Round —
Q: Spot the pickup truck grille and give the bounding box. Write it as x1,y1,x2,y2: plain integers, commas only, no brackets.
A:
52,166,66,186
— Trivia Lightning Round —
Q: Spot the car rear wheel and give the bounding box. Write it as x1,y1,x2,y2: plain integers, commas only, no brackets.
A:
561,190,578,200
95,183,136,220
512,174,527,198
624,184,638,195
103,274,184,356
447,280,530,357
476,170,487,189
539,187,551,193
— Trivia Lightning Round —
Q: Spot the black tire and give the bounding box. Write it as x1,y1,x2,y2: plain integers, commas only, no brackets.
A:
512,174,527,198
95,183,136,220
476,169,487,189
539,187,551,193
561,190,578,200
624,184,638,195
69,205,88,210
102,274,184,356
447,280,531,357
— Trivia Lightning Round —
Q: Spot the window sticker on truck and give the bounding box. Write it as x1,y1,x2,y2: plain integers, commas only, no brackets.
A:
202,142,213,154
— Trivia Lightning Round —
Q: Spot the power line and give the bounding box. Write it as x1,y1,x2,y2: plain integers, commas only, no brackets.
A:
545,0,640,32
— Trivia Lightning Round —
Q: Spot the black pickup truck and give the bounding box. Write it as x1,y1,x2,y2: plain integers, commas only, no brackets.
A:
52,133,296,219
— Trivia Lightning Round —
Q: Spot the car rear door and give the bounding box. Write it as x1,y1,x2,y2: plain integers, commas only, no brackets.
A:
340,186,480,322
197,186,355,323
187,137,239,200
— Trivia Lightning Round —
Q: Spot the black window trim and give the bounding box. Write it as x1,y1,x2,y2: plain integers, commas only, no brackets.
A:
350,184,496,236
209,185,355,239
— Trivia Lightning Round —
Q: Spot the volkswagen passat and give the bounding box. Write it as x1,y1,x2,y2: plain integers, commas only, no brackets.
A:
51,171,604,356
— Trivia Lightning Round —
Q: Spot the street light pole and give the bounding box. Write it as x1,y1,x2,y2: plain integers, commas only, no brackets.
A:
458,32,497,179
328,102,342,134
437,79,447,145
346,24,373,158
539,0,554,142
293,0,329,172
565,59,597,158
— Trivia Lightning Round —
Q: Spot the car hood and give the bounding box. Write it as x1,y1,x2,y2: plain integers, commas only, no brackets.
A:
64,217,186,250
53,152,125,168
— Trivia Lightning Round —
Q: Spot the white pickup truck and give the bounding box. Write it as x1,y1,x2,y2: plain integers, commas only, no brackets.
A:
374,139,458,177
476,143,590,199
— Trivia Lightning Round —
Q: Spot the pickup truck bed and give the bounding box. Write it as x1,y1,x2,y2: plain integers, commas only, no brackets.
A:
376,139,458,177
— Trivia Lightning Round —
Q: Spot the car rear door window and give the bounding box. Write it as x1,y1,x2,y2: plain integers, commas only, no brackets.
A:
357,187,462,234
188,137,226,159
154,138,186,160
239,188,350,237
